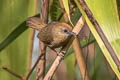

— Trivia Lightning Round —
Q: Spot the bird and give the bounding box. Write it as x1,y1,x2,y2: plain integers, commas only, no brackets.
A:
26,17,75,50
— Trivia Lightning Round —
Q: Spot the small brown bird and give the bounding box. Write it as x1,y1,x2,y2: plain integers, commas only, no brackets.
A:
26,17,75,49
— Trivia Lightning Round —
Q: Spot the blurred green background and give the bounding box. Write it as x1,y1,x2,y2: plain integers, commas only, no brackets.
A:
0,0,120,80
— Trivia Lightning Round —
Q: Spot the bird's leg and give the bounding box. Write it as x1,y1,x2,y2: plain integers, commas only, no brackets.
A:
50,47,65,58
48,46,65,58
48,46,59,56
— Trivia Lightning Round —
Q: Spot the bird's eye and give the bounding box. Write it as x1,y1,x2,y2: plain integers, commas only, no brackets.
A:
63,29,68,32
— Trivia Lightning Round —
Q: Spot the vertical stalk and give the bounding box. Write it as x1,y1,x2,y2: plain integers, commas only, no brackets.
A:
36,0,49,80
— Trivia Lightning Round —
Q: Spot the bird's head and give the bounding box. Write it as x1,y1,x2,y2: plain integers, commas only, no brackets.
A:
52,23,75,43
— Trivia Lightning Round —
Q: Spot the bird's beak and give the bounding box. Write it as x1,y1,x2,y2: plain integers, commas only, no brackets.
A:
67,31,76,36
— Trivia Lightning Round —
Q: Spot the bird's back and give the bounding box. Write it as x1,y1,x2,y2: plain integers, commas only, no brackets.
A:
37,23,55,46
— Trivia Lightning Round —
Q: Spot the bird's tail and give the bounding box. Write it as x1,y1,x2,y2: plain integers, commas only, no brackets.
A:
26,17,47,31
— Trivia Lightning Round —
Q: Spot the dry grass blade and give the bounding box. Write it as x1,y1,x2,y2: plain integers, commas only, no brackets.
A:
73,38,90,80
72,17,90,80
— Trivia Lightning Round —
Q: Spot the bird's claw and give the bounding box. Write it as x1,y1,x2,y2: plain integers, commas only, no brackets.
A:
57,51,65,58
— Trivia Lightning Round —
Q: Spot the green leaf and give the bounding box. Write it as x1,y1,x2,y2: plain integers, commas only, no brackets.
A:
0,0,35,80
50,0,59,21
62,0,73,25
0,14,40,52
62,0,70,18
117,0,120,16
64,53,75,80
0,22,28,52
90,45,114,80
75,0,120,78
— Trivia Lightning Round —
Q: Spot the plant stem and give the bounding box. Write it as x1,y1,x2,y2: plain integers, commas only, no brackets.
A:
2,66,23,80
78,0,120,72
26,54,44,80
72,20,90,80
36,0,49,80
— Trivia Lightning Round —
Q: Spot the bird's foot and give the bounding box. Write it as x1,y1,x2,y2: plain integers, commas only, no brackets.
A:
57,51,65,58
51,49,65,58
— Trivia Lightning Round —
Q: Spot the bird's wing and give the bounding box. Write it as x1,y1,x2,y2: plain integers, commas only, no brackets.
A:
37,25,53,45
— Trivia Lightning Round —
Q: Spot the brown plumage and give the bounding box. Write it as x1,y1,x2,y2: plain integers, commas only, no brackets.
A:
26,17,75,49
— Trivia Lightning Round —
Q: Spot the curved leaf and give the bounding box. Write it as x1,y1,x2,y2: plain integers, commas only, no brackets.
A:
62,0,73,25
0,22,28,52
75,0,120,78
